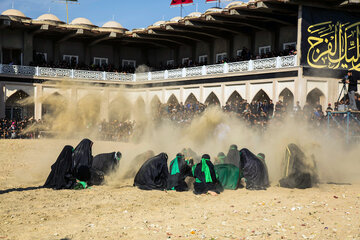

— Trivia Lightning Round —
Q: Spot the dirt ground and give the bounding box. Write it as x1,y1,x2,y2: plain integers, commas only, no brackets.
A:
0,140,359,240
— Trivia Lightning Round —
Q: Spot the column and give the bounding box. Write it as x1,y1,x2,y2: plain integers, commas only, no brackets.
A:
245,82,251,102
34,84,43,120
100,89,109,121
199,86,204,103
220,83,225,107
294,68,307,107
0,83,5,118
272,80,278,103
180,87,184,103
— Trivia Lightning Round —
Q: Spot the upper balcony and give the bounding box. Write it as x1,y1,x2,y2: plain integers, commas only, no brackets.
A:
0,55,297,83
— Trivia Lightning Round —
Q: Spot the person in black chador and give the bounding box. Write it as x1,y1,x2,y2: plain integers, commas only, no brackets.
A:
133,153,169,190
279,144,318,189
44,145,76,190
193,154,224,195
92,151,121,175
226,144,240,167
167,153,193,191
239,148,269,190
72,138,93,180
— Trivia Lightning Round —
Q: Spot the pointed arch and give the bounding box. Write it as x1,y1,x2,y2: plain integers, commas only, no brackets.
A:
5,90,33,120
226,91,243,105
185,93,198,105
167,94,179,105
306,88,325,107
252,89,270,102
109,94,132,121
205,92,220,106
42,92,67,116
279,88,294,111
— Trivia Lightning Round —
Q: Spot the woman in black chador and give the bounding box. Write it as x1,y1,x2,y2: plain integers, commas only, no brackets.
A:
92,151,122,175
72,138,93,182
239,148,270,190
43,145,76,189
193,154,223,195
133,153,169,190
167,153,193,191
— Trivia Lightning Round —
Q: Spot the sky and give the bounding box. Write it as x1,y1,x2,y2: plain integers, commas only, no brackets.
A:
0,0,249,30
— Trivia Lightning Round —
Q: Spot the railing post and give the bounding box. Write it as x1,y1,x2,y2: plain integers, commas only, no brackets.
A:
164,70,168,79
224,62,229,73
103,71,106,80
148,72,152,81
182,68,186,78
202,65,206,75
294,55,298,66
248,60,254,71
276,56,281,68
36,66,39,76
132,73,136,82
71,69,74,79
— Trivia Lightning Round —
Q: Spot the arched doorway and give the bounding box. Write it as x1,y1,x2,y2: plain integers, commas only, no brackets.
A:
167,94,179,105
109,95,132,122
306,88,325,107
42,92,67,117
226,91,243,105
5,90,33,120
205,92,220,106
279,88,294,111
252,89,270,103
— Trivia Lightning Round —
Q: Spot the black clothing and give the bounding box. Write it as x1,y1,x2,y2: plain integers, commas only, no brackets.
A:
239,148,270,190
72,139,93,178
279,144,318,189
133,153,169,190
167,154,193,192
92,152,120,175
226,145,240,167
193,159,223,195
44,145,76,190
348,75,358,92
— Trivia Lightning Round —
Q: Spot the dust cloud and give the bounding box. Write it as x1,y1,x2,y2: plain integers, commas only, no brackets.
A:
14,86,360,187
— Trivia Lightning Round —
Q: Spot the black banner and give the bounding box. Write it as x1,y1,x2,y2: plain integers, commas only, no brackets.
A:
301,6,360,72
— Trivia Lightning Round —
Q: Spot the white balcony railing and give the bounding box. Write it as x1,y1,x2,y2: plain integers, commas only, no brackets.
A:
0,55,297,82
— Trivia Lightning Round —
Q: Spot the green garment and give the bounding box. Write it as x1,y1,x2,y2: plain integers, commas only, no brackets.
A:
201,158,213,183
73,181,88,190
218,156,226,164
215,164,240,190
170,157,180,175
192,165,201,183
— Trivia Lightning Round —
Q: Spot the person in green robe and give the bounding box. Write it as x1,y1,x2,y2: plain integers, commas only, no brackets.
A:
214,152,243,190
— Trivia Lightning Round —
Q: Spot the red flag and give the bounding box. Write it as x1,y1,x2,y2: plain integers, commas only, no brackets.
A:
206,0,218,2
170,0,193,6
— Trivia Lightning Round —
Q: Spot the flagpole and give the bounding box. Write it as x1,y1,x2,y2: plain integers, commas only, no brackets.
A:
181,4,183,17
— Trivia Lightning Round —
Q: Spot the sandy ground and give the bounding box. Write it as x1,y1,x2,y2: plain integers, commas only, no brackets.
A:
0,139,359,240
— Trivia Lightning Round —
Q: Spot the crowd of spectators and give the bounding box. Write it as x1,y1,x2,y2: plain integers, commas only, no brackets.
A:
2,92,359,141
29,46,296,75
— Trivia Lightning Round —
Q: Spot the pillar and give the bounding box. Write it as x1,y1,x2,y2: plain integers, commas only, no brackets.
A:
245,82,251,102
220,83,225,107
34,84,43,120
100,89,109,122
272,80,278,103
294,68,307,107
180,87,184,103
0,83,5,118
199,86,204,103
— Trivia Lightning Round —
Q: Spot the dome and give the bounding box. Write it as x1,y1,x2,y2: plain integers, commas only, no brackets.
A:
187,12,202,18
102,21,124,29
205,7,223,13
37,13,61,22
153,20,165,26
170,16,182,22
70,17,95,26
1,9,26,18
225,1,246,8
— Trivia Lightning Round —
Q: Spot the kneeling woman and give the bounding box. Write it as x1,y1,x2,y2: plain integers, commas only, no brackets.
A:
193,154,223,195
